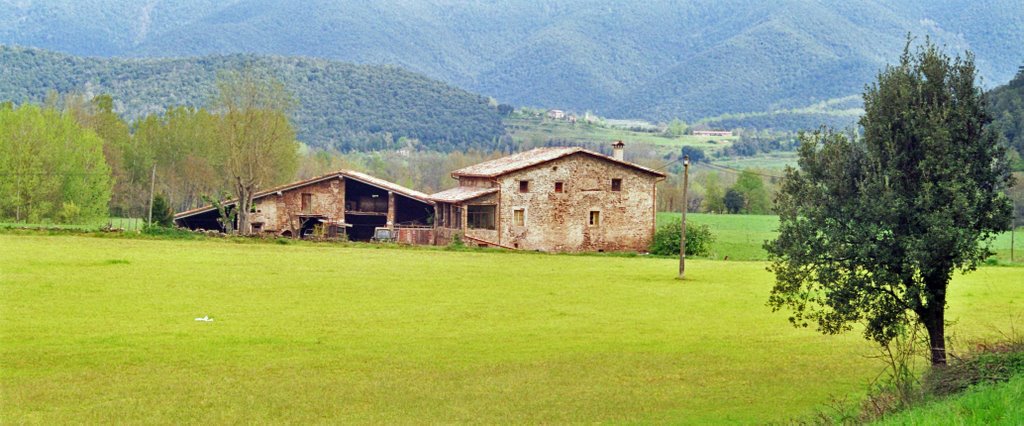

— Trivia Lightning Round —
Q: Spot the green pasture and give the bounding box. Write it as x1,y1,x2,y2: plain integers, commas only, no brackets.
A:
2,234,1022,423
504,117,735,150
709,152,800,170
658,213,1023,264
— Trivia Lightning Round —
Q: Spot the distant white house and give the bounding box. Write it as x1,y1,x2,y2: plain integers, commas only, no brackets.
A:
546,109,566,120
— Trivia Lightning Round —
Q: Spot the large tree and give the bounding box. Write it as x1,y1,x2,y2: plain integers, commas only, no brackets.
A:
765,41,1015,366
214,69,298,234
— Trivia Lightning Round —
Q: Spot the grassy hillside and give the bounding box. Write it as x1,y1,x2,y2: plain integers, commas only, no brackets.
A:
990,67,1024,161
874,375,1024,425
1,234,1022,423
1,0,1021,124
0,45,504,151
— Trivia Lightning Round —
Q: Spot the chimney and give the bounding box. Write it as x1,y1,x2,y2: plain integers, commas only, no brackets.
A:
612,140,625,161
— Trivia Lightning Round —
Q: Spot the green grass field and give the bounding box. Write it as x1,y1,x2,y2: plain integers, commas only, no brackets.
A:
658,213,1023,263
874,375,1024,425
505,117,735,150
2,234,1022,423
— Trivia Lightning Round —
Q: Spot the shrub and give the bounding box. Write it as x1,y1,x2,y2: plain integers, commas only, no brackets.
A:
150,194,174,227
448,232,465,249
649,219,714,256
141,225,200,239
923,341,1024,397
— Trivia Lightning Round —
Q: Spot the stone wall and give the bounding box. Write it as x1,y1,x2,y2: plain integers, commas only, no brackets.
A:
493,153,657,252
250,177,345,235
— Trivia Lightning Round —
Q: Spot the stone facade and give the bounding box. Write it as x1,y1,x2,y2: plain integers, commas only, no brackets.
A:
250,177,346,235
175,171,433,240
434,147,664,253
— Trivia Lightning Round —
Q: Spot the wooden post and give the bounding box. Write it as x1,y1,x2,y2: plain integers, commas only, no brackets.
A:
678,156,690,280
147,164,156,227
386,191,395,228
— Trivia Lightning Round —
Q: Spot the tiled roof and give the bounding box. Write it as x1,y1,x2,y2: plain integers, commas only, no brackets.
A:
174,170,432,219
450,147,666,178
430,186,499,203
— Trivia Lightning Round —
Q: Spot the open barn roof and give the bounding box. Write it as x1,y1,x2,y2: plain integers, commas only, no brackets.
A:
174,170,432,220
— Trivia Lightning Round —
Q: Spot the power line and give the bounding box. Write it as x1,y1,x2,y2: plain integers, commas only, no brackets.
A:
695,162,786,179
656,157,787,179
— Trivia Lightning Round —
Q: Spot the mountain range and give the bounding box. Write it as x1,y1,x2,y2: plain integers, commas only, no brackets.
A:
2,0,1022,123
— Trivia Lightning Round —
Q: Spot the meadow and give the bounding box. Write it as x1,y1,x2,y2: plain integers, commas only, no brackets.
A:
658,213,1023,264
504,117,735,150
1,233,1021,423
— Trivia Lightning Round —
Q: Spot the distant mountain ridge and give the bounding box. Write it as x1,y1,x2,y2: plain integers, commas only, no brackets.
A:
0,45,504,151
1,0,1021,123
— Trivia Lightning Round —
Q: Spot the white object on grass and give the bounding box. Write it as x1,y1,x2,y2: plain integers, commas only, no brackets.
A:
194,316,214,322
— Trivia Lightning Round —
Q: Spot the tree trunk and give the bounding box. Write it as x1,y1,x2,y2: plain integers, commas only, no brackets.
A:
921,303,947,366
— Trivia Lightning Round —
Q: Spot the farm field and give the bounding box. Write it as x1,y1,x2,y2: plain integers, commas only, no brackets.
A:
504,117,735,150
2,234,1022,423
658,213,1023,263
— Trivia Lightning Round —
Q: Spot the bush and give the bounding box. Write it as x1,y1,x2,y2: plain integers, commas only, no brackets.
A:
448,232,465,249
141,225,200,239
649,219,715,256
923,341,1024,397
150,194,174,227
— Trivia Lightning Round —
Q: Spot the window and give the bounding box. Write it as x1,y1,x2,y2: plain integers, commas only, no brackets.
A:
513,208,525,226
519,180,530,193
589,210,601,226
554,182,564,193
301,193,312,213
611,178,622,191
467,205,496,229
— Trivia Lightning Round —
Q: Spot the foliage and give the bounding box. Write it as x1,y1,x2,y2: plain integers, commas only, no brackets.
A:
766,42,1016,366
150,194,174,227
701,173,726,214
0,104,111,223
723,188,745,214
0,45,504,152
731,169,772,214
664,119,688,137
649,219,715,257
923,340,1024,397
679,146,705,163
989,66,1024,163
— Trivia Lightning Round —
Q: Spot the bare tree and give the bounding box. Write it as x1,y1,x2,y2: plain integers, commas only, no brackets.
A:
215,68,299,234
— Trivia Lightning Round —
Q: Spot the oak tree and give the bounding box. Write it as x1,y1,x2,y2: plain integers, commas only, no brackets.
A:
766,41,1015,366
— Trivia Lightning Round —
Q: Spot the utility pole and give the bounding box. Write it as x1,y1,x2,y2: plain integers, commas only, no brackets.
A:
678,155,690,280
147,164,156,227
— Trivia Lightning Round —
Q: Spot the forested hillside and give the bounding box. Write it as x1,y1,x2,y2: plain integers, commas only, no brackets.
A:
990,67,1024,163
0,45,504,151
1,0,1021,124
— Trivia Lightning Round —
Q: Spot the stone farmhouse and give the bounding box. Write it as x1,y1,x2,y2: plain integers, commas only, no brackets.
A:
432,142,665,252
175,142,665,252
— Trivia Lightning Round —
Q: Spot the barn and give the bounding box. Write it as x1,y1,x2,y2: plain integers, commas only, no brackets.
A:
174,170,434,242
